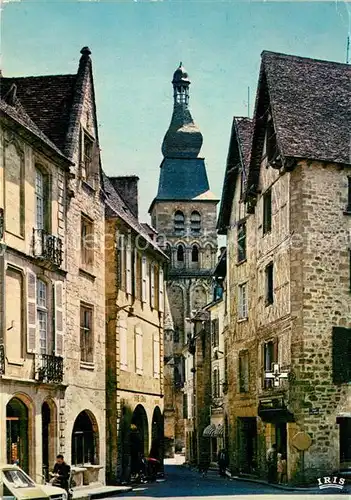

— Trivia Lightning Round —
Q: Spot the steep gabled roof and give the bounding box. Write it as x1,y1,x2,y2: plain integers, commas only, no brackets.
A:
1,75,76,152
217,117,253,235
246,51,351,202
103,173,167,259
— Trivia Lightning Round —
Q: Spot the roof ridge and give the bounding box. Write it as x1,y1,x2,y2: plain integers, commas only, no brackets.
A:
261,50,350,68
2,74,76,80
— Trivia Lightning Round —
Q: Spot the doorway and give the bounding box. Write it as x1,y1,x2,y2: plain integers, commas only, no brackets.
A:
337,417,351,466
275,422,287,456
237,417,257,473
6,397,29,473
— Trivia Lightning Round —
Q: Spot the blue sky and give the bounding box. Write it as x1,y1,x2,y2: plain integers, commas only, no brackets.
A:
1,0,350,220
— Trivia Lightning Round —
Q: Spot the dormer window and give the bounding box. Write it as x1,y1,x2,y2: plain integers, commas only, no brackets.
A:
81,129,95,182
174,211,185,235
265,113,277,163
190,211,201,234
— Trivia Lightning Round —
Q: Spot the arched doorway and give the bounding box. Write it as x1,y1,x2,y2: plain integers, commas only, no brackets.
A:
6,397,29,473
130,405,148,475
72,411,99,466
42,400,57,480
150,406,164,474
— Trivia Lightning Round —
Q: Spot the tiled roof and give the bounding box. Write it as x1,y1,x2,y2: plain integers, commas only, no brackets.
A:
103,172,167,259
217,117,253,234
0,96,71,163
1,75,77,151
259,51,351,165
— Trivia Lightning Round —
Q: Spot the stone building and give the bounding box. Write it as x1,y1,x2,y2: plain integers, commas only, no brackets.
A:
217,51,351,483
0,47,107,486
104,174,167,484
149,64,218,455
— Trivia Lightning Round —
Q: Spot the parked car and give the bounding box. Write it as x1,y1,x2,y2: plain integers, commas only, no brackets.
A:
0,464,68,500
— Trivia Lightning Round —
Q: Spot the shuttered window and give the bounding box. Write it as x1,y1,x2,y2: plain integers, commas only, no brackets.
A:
141,256,147,302
119,319,128,370
332,327,351,384
150,264,155,308
135,327,143,374
211,319,219,347
27,270,37,353
80,304,94,363
54,281,64,357
263,189,272,234
153,332,160,378
126,245,132,295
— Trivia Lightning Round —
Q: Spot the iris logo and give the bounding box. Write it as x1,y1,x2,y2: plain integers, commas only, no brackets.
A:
317,476,345,490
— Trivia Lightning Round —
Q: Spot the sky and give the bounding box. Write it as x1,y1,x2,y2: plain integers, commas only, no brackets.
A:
1,0,351,222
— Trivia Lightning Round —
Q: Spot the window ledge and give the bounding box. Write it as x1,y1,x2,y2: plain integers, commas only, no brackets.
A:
120,365,128,371
80,362,95,370
265,301,274,307
79,268,96,280
262,230,271,237
343,209,351,215
237,317,248,323
81,180,96,193
237,259,247,266
7,358,24,366
136,370,143,376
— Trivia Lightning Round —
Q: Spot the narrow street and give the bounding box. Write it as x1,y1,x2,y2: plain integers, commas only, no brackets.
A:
105,458,348,500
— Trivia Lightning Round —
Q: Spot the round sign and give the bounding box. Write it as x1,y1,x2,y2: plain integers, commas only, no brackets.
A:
291,431,312,451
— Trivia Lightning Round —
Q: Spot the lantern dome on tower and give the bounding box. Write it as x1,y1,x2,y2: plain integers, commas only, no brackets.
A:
162,63,203,159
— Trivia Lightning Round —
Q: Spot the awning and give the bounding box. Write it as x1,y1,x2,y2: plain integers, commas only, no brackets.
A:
216,423,224,437
203,424,217,437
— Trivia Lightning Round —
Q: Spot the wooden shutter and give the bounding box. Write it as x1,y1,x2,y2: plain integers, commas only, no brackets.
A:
119,319,128,370
135,327,143,374
126,245,132,295
54,281,64,356
27,270,37,353
273,337,279,363
332,327,351,384
153,332,160,378
133,248,138,298
159,267,164,312
141,256,147,302
150,264,155,308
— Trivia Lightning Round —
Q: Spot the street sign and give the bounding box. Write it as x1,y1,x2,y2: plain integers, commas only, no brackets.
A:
264,363,289,387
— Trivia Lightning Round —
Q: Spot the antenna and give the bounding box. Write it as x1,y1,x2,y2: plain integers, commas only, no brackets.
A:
347,34,350,64
247,86,250,117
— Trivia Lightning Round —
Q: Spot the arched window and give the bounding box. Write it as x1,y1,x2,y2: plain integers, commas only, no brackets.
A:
177,245,184,262
190,211,201,234
191,245,199,262
174,211,185,235
72,410,99,466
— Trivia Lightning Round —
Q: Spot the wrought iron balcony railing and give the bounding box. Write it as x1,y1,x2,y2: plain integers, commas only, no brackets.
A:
36,354,64,384
0,208,4,240
0,343,5,375
33,229,63,267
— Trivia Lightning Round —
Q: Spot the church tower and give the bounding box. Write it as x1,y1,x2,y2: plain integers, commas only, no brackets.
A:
149,63,218,455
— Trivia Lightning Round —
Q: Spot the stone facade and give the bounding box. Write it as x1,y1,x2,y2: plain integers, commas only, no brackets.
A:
219,52,351,484
104,183,167,484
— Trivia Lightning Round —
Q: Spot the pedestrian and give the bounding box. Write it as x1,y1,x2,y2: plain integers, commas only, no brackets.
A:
50,455,71,492
277,450,283,484
217,448,228,477
280,453,287,484
266,443,277,483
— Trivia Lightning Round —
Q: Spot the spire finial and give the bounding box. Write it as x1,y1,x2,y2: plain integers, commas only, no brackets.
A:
80,46,92,57
179,61,182,67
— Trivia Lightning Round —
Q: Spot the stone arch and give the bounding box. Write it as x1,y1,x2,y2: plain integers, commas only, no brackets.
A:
176,243,185,264
41,398,58,480
71,410,100,466
174,210,185,235
130,404,149,476
190,283,208,314
150,406,164,460
6,393,35,475
191,244,199,263
190,210,201,234
203,243,215,268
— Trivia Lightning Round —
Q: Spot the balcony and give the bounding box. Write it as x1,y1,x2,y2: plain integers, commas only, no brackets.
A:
33,229,63,268
0,344,5,375
0,208,4,239
36,354,64,384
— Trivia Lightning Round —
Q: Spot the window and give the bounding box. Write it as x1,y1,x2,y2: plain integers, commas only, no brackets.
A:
238,283,248,319
265,262,274,305
237,222,246,262
191,245,199,262
150,264,155,308
159,267,164,312
35,168,48,231
81,215,94,267
80,304,93,363
212,368,220,398
119,319,127,370
37,280,48,355
263,339,278,389
6,267,24,360
239,351,249,393
135,327,143,374
332,327,351,384
183,393,188,419
347,177,351,212
190,211,201,234
126,244,132,295
153,332,160,378
177,244,184,262
174,211,185,235
211,319,219,348
81,130,94,181
265,115,276,163
141,255,147,302
263,190,272,234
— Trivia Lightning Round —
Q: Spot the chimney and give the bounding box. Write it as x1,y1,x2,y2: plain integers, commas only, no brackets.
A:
109,176,139,219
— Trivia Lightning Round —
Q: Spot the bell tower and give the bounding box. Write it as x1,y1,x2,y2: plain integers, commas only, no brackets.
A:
149,63,218,457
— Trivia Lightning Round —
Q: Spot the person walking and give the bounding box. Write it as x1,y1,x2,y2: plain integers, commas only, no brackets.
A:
266,443,277,483
217,448,228,477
